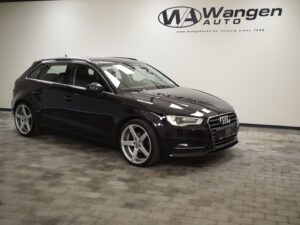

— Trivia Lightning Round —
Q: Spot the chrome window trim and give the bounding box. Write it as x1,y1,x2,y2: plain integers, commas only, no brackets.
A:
25,77,86,90
25,60,115,94
25,77,115,95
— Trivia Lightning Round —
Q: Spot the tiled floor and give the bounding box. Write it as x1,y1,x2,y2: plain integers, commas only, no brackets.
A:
0,111,300,225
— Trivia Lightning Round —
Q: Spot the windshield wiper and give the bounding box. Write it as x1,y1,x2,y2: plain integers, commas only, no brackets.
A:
122,85,173,92
122,88,144,92
156,85,172,89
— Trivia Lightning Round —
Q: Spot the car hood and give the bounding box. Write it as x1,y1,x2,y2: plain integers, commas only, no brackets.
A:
126,87,234,117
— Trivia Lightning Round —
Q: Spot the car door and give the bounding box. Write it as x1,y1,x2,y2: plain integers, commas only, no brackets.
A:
36,62,76,129
61,62,116,141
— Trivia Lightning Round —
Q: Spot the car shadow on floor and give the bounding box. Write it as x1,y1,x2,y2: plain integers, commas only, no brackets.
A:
162,150,236,168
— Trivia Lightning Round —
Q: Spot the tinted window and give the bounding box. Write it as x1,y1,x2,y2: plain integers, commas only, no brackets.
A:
47,65,66,74
100,62,177,91
27,65,44,79
74,65,99,87
40,64,72,84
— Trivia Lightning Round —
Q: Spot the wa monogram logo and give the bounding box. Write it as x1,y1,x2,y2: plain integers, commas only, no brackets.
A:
158,7,202,28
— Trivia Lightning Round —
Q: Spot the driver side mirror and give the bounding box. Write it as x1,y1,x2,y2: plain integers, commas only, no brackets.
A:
85,82,104,93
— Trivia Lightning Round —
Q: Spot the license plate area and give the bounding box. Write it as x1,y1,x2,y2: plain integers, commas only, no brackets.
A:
216,125,237,140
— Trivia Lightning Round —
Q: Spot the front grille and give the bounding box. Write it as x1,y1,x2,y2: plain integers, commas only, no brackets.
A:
208,112,238,148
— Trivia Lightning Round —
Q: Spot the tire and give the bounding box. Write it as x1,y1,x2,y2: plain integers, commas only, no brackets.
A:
120,119,160,166
14,102,40,137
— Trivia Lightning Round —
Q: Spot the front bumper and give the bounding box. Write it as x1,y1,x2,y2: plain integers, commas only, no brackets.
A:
168,138,238,157
154,115,239,158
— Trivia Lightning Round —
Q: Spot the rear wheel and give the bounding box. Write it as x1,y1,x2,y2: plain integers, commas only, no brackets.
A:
120,119,160,166
14,103,40,136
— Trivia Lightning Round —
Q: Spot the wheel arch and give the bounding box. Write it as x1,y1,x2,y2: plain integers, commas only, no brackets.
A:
12,94,41,114
12,99,30,113
116,111,161,144
116,116,145,142
13,99,41,136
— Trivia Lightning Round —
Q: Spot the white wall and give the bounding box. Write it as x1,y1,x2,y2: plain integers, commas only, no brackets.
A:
0,0,299,127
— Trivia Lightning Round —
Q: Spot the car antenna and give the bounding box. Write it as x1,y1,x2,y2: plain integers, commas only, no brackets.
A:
65,54,68,57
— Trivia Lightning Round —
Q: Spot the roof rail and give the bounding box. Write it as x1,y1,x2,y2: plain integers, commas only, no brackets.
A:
112,57,138,61
40,57,91,63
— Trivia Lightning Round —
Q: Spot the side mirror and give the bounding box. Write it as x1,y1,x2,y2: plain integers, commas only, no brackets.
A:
86,82,104,93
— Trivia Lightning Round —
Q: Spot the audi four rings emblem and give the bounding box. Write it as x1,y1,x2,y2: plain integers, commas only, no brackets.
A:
219,116,231,125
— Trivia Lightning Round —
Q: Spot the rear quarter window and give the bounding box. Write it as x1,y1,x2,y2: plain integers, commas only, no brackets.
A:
27,65,44,79
40,64,69,83
46,65,67,74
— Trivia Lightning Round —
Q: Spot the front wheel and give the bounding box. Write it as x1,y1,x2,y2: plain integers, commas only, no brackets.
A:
120,119,160,166
14,102,40,136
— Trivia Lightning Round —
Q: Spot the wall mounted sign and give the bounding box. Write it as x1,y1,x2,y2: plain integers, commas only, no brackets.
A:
158,6,283,32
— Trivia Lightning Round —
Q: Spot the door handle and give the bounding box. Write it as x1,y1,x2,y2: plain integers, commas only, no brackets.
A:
32,89,41,95
64,95,72,102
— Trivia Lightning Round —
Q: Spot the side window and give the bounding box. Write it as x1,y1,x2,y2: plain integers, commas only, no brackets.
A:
40,64,71,84
27,65,44,79
74,64,99,87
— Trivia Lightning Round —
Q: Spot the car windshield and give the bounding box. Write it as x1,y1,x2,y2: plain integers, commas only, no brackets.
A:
99,62,177,92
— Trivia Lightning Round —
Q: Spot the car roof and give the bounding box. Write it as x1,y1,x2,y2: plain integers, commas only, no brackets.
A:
36,57,138,65
88,57,138,64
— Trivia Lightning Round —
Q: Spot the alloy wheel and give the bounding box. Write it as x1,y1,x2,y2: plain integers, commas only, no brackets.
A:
121,124,151,165
14,104,33,135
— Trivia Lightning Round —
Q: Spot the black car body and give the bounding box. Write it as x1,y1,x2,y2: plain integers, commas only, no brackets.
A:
12,57,239,166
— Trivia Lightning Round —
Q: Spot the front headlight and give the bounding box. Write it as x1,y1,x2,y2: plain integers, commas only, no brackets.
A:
166,115,203,127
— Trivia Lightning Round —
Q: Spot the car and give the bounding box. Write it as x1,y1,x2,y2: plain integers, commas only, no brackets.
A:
12,57,239,166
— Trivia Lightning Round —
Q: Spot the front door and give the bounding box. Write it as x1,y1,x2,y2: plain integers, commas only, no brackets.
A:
61,63,116,141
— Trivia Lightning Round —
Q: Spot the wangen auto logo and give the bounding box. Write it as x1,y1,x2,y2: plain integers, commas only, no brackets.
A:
219,116,231,125
158,6,202,28
158,6,283,27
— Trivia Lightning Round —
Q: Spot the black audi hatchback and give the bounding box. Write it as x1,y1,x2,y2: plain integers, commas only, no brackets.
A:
12,57,239,166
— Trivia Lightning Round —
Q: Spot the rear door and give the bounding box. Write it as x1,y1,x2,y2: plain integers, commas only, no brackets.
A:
36,62,75,128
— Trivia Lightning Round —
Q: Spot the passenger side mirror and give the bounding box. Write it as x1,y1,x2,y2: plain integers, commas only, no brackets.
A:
85,82,104,93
